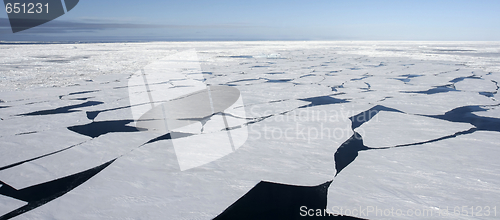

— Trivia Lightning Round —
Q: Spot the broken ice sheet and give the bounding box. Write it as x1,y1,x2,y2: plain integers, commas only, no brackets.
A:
0,111,90,137
328,131,500,220
2,42,500,219
454,78,498,93
0,131,157,189
356,111,474,148
0,194,27,217
23,104,355,219
0,128,90,169
379,91,495,115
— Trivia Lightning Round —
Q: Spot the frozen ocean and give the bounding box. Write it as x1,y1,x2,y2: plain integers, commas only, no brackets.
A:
0,41,499,219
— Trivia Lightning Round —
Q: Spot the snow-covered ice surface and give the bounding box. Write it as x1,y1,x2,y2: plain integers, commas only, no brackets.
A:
0,41,499,219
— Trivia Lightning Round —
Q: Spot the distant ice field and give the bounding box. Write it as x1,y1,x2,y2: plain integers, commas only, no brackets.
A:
0,41,499,220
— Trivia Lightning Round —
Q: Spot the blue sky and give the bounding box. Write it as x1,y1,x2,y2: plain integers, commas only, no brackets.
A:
1,0,499,41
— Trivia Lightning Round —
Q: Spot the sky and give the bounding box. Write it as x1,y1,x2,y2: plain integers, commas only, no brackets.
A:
1,0,499,41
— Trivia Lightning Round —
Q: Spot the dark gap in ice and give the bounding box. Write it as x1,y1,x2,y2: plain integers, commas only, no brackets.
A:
227,79,261,84
45,60,71,63
266,79,293,83
402,84,456,94
266,72,285,75
394,78,411,83
493,80,499,89
330,84,344,92
143,132,194,145
0,106,10,109
0,160,114,220
68,90,100,96
68,97,94,101
350,75,371,81
386,127,478,149
298,96,349,108
326,71,342,76
479,92,496,97
18,101,104,116
0,142,85,171
300,74,317,78
25,100,50,105
202,71,213,75
361,82,371,91
399,74,423,78
246,115,274,125
219,55,254,59
377,96,392,102
348,67,362,70
334,104,484,177
449,75,481,83
334,132,370,175
423,105,500,132
170,85,197,88
349,105,403,130
433,49,476,52
31,55,63,59
14,131,37,136
485,80,500,97
251,65,270,68
68,120,144,138
86,105,138,120
214,181,363,219
393,74,422,83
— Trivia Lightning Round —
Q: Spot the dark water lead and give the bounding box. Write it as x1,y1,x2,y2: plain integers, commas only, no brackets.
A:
402,84,456,95
218,55,254,59
142,132,194,145
0,142,85,171
299,96,349,109
349,105,403,130
86,105,135,120
333,105,404,175
393,74,423,83
266,79,293,83
68,97,95,101
68,119,145,138
330,84,345,92
424,105,500,132
226,79,262,84
334,132,370,176
335,104,500,177
300,74,318,78
0,159,114,220
399,74,423,78
479,91,496,97
214,181,365,220
449,75,481,83
18,101,103,116
68,90,100,96
350,75,372,81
